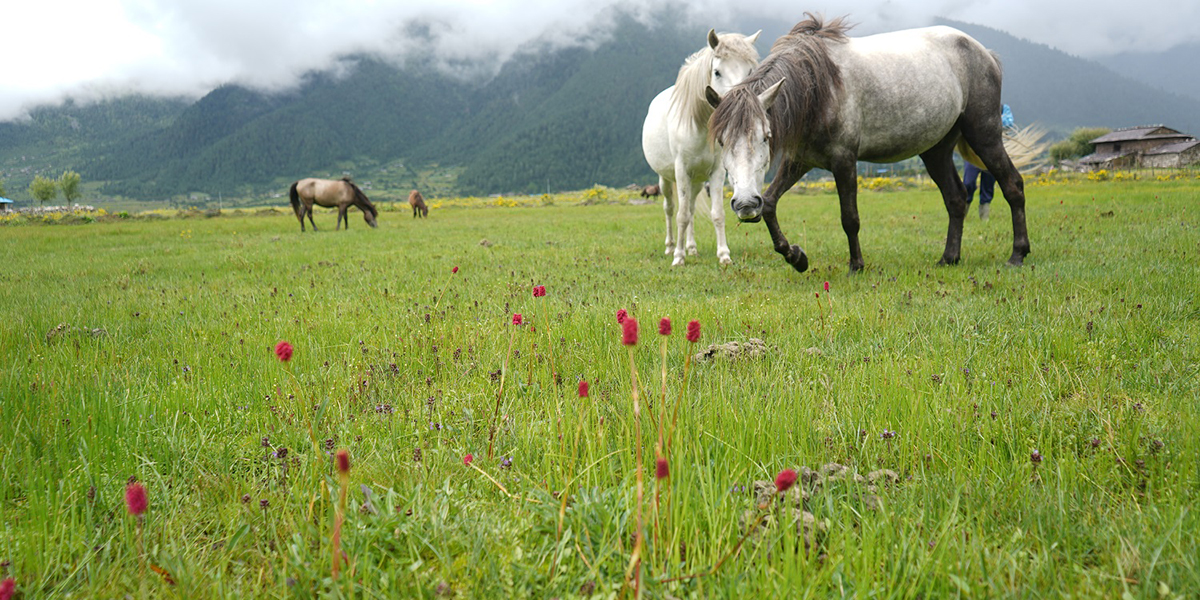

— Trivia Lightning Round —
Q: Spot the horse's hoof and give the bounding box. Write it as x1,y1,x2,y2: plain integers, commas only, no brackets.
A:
786,246,808,272
1006,256,1025,267
687,247,699,257
937,255,960,266
719,255,733,266
671,257,686,268
849,261,865,274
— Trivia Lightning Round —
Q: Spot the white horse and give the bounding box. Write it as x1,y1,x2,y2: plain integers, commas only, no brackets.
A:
642,29,760,266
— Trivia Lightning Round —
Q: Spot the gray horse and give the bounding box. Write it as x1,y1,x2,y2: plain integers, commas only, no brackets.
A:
707,14,1029,272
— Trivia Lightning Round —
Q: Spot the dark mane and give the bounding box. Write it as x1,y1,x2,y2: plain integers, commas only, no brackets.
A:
710,13,848,156
346,179,376,217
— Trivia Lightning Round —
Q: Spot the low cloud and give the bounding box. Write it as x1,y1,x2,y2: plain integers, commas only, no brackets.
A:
3,0,1197,121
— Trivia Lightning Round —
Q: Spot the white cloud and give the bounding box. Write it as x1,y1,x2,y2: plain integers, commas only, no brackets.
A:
2,0,1197,120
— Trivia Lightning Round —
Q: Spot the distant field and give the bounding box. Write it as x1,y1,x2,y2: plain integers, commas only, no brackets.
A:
1,179,1198,598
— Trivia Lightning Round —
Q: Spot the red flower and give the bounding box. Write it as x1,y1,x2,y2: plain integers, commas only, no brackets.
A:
336,449,351,475
452,266,459,274
686,320,701,343
578,380,589,398
463,454,474,466
824,281,830,292
621,317,638,346
274,340,293,362
658,317,671,336
0,578,14,600
125,482,148,516
774,469,798,493
616,309,627,324
512,313,523,326
655,457,669,480
532,285,546,297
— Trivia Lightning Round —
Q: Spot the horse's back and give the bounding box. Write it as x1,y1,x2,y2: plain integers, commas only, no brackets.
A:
642,87,675,176
832,26,996,161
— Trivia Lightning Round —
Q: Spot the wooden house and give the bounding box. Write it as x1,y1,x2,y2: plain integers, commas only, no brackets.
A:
1080,125,1199,170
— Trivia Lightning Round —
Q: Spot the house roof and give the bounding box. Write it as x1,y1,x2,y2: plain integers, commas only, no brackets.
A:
1144,139,1200,155
1079,151,1136,165
0,197,13,204
1090,125,1185,144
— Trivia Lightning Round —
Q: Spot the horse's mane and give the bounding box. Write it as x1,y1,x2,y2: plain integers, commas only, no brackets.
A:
670,33,760,130
710,14,848,156
345,179,377,217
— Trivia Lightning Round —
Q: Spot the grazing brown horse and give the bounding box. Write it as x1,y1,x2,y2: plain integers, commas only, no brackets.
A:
289,177,378,231
408,189,429,218
640,184,661,199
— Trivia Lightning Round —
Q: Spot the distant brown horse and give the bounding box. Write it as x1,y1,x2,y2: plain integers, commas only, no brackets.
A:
408,189,429,218
289,177,378,231
640,184,661,199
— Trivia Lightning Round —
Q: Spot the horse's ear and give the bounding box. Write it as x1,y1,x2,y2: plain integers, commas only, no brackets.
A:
759,78,786,111
708,29,719,50
747,30,761,45
705,85,722,109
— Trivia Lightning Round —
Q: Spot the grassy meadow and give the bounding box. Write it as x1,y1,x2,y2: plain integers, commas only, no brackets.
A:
1,177,1198,598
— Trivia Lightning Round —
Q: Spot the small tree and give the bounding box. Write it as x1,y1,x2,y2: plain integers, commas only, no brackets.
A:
60,170,82,207
29,175,58,207
0,178,7,197
1049,127,1112,163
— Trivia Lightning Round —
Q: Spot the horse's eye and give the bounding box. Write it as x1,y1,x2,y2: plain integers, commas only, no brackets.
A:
714,70,722,78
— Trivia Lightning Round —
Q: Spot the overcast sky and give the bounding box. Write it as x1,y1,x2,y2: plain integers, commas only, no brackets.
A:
2,0,1196,121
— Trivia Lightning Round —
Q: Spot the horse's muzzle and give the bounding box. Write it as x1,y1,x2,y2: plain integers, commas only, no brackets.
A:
731,196,764,222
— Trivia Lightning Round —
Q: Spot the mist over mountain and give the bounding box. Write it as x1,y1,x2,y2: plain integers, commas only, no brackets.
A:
2,13,1199,204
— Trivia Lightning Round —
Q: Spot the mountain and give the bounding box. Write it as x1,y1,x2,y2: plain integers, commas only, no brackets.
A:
1101,43,1200,103
3,14,1200,204
944,20,1200,135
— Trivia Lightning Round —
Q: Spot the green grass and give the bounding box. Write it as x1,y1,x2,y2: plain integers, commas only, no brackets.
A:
2,179,1198,598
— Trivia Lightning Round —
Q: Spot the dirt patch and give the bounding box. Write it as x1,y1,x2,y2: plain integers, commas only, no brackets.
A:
740,463,901,551
694,338,770,362
45,322,107,344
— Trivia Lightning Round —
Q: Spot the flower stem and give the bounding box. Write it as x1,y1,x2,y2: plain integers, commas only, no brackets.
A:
486,327,516,460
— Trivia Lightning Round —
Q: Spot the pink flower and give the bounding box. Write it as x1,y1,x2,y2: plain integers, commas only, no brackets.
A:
463,454,474,466
824,281,830,292
532,285,546,297
616,309,628,324
1,578,15,600
774,469,798,494
336,449,351,475
274,340,293,362
815,292,820,299
125,482,148,516
578,380,589,398
686,320,701,343
512,313,523,326
655,457,669,480
658,317,671,336
621,317,638,346
452,266,459,274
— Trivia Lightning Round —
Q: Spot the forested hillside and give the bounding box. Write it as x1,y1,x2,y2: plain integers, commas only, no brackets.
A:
2,14,1199,203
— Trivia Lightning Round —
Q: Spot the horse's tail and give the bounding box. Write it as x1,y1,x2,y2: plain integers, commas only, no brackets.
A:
958,124,1049,172
288,181,301,215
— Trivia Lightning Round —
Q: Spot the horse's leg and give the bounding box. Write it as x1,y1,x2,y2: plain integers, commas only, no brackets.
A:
829,155,866,272
337,206,346,231
919,132,969,266
671,162,698,267
961,130,1029,266
296,207,305,232
684,185,698,257
706,170,732,265
660,177,677,258
761,158,810,272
